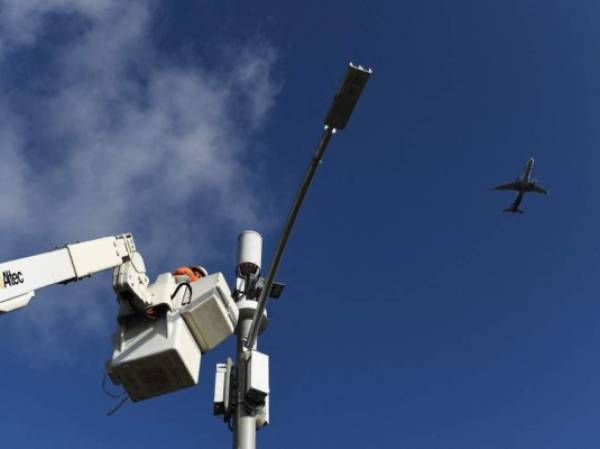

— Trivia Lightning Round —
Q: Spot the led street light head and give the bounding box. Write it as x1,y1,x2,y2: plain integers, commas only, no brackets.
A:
324,62,373,130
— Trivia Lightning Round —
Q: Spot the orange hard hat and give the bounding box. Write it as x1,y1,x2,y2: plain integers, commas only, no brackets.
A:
172,266,202,282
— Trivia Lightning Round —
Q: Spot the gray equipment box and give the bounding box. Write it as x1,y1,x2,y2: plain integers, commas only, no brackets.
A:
246,350,269,404
180,273,238,353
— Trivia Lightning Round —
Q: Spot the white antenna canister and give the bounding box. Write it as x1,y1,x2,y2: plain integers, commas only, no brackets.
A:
236,230,262,277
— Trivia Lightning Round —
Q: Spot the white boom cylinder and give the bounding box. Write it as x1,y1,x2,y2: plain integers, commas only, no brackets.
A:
237,231,262,277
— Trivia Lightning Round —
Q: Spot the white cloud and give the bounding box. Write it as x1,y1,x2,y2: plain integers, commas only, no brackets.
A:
0,0,278,361
0,117,30,224
0,0,111,53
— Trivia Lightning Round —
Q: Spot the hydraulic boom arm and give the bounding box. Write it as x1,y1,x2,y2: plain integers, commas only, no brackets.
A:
0,234,140,313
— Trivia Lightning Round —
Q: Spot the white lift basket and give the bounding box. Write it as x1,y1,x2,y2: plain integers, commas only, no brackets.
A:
107,271,238,402
107,310,201,402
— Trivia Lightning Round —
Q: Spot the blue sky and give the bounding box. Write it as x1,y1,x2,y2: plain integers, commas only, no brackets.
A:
1,0,600,448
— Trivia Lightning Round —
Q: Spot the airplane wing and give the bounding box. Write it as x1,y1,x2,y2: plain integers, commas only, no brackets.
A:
532,185,548,194
493,182,520,191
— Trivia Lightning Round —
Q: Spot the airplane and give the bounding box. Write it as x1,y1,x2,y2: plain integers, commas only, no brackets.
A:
493,157,548,214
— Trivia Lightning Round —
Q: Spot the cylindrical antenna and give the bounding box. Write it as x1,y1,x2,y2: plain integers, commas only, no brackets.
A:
237,230,262,277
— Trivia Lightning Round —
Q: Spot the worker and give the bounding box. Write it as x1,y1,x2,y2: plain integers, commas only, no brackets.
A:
172,265,208,283
143,266,208,317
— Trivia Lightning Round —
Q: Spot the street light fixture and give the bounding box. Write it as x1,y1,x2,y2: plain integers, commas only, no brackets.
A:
245,62,373,351
324,62,373,130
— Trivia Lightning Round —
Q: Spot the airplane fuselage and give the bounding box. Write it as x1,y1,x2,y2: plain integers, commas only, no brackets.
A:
512,180,538,193
522,158,534,182
511,191,524,210
493,157,547,214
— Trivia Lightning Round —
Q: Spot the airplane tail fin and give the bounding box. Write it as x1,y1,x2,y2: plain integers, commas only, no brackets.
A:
503,207,524,214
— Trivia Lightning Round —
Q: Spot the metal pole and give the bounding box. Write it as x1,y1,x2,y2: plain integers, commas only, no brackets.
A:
233,317,256,449
246,126,335,349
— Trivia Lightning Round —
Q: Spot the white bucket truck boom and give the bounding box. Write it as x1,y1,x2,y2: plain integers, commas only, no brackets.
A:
0,233,239,402
0,234,141,313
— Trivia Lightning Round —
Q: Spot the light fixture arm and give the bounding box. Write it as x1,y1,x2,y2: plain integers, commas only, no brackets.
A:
245,126,335,349
245,62,372,350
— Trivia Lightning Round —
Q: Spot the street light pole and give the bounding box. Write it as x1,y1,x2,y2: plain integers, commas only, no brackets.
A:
231,230,265,449
220,63,372,449
233,316,256,449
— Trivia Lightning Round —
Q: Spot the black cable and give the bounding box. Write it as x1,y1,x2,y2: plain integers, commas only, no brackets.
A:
171,282,192,305
102,373,126,399
107,396,129,417
182,284,193,305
